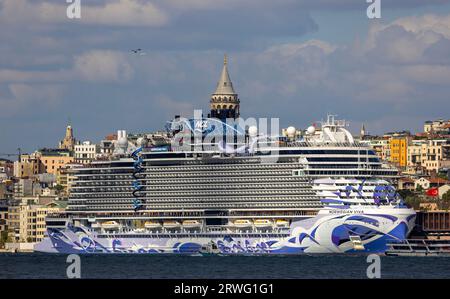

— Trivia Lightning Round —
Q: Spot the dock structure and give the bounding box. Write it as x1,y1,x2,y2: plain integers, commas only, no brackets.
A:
386,239,450,256
415,211,450,237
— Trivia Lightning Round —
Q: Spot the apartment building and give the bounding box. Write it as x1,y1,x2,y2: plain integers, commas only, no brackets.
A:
39,149,74,175
56,163,82,196
424,119,450,134
13,153,44,178
0,203,7,236
389,137,410,168
7,202,64,243
74,141,99,165
407,139,450,173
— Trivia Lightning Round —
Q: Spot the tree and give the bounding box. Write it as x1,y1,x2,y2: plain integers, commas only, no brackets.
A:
6,229,13,243
416,185,424,192
404,195,422,210
0,231,8,248
436,198,450,211
442,190,450,201
437,173,449,181
54,184,65,194
398,189,414,199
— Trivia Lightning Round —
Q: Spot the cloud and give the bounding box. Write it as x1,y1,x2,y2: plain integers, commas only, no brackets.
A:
0,83,65,116
74,50,134,82
228,13,450,130
9,83,63,102
247,41,334,96
0,0,168,27
264,40,337,56
0,0,319,51
0,51,133,84
0,69,72,83
361,14,450,65
162,0,450,11
393,13,450,38
82,0,168,27
2,2,450,154
401,64,450,85
155,94,195,119
1,0,448,29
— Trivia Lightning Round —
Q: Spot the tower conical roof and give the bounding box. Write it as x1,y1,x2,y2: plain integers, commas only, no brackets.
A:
213,54,236,95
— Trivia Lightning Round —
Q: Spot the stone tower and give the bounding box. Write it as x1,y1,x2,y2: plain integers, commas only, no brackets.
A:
59,124,76,151
360,124,366,140
210,55,240,120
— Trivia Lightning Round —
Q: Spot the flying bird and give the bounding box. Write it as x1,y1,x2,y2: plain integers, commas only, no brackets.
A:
131,48,146,56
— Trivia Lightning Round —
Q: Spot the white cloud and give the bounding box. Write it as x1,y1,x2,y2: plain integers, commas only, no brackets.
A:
155,94,194,118
74,50,134,82
363,14,450,61
264,40,336,56
0,0,168,27
402,64,450,85
9,83,64,103
0,69,73,83
0,50,134,84
393,14,450,38
83,0,168,27
1,5,450,140
0,83,65,116
242,40,335,96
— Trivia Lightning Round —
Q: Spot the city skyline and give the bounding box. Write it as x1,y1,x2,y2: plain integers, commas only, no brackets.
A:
1,1,450,276
1,0,450,154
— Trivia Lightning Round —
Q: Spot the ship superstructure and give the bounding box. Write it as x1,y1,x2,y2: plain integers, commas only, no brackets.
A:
36,58,415,254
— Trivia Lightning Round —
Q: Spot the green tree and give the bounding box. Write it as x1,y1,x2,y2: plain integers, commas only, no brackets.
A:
436,199,450,211
404,195,422,210
398,189,414,199
0,231,8,247
437,173,449,181
5,230,13,243
442,190,450,201
54,184,64,194
416,185,424,192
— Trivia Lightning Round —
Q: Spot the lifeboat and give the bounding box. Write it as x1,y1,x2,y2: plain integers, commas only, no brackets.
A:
101,221,120,229
254,219,273,228
233,219,253,228
182,220,202,228
163,221,181,229
275,219,289,227
144,221,162,229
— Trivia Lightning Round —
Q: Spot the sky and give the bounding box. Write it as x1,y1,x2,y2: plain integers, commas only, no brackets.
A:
1,0,450,155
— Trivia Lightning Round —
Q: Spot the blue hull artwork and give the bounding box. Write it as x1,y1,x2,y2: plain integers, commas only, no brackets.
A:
35,207,416,254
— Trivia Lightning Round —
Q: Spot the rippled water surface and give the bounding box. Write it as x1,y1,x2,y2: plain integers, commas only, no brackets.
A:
1,253,449,279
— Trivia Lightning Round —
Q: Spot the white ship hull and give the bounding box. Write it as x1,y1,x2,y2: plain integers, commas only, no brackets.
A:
35,205,415,254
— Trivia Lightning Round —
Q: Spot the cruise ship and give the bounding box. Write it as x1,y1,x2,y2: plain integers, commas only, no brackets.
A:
35,57,416,254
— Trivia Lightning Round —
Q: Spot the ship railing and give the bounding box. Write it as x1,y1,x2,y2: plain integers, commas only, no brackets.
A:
387,239,450,253
285,141,368,148
46,213,69,219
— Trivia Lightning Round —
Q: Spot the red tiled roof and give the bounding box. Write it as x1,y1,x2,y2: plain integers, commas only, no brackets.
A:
429,177,450,184
105,134,117,141
399,178,414,183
